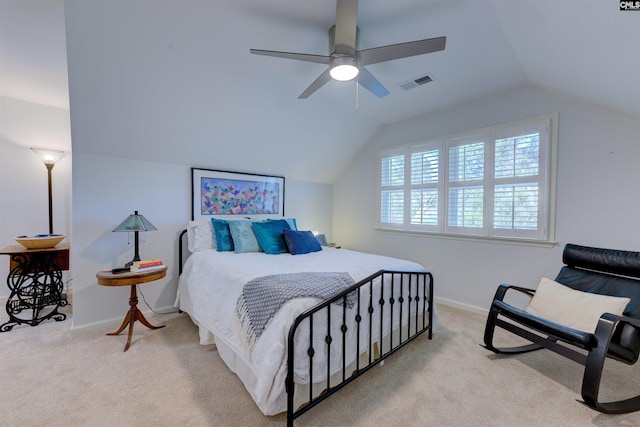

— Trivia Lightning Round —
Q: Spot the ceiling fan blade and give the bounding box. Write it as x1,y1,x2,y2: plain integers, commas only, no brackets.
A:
357,36,446,66
298,68,333,99
250,49,330,65
358,66,389,98
333,0,358,55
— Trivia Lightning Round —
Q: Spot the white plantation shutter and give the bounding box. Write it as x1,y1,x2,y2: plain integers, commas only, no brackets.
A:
411,189,438,225
381,190,404,224
448,142,484,182
378,116,554,243
411,150,439,185
494,184,539,230
494,133,539,178
491,123,547,239
379,152,406,226
410,147,439,227
446,138,486,233
493,130,541,231
381,155,404,186
448,186,484,228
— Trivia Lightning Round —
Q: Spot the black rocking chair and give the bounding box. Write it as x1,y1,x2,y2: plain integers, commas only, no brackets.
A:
483,243,640,414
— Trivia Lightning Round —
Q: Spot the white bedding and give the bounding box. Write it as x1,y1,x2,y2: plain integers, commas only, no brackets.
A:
176,246,436,415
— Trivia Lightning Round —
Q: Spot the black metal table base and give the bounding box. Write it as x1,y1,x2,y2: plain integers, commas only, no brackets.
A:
1,252,67,332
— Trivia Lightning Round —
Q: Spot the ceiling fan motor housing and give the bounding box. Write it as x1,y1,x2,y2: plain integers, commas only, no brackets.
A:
328,25,360,81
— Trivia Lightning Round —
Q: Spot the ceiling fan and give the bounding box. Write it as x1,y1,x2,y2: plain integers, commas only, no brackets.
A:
250,0,446,99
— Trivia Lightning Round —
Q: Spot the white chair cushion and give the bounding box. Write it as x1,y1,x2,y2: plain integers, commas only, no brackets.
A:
525,277,630,333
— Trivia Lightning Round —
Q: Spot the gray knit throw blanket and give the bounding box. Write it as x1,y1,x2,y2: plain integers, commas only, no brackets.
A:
236,272,356,353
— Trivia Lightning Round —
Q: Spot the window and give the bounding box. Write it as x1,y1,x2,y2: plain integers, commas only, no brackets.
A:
378,116,556,243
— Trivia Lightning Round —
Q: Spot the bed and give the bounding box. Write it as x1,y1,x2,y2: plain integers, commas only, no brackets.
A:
177,219,436,425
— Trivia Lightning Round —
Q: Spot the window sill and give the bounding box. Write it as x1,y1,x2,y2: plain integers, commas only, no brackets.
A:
374,228,558,248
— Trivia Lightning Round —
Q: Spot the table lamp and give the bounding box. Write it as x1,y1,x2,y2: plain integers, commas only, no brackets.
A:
113,211,157,266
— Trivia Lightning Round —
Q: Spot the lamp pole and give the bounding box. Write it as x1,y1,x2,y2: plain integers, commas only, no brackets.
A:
31,148,64,235
129,210,141,267
46,163,54,234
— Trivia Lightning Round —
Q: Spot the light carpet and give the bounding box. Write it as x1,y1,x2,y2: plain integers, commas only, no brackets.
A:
1,301,639,427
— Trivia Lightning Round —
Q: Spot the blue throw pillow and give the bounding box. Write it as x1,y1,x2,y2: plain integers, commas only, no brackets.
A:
211,218,234,252
283,230,322,255
228,220,262,253
252,219,291,254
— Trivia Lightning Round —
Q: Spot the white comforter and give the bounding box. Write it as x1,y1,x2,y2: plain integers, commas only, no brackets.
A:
177,247,436,415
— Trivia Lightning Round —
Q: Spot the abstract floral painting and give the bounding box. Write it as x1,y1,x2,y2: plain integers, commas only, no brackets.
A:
192,168,285,220
201,178,280,215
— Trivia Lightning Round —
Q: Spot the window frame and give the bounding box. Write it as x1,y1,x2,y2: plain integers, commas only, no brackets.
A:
377,115,557,245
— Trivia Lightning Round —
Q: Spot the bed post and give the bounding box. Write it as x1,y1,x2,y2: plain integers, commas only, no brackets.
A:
178,229,188,276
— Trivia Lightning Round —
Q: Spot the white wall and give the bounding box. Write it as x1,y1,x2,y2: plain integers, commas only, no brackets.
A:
0,97,72,298
6,82,639,328
63,0,338,330
285,179,334,241
333,84,640,311
71,153,333,329
62,0,381,186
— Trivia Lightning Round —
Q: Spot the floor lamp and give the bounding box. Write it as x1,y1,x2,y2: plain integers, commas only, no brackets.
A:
31,148,65,234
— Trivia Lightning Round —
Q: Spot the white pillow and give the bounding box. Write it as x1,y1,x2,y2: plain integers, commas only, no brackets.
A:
186,219,216,253
525,277,630,334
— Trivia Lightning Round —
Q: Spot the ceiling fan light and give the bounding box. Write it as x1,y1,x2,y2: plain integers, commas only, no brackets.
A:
330,56,359,81
330,64,359,81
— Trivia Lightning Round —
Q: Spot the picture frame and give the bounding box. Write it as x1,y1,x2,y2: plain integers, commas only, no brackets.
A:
191,168,285,221
316,234,327,246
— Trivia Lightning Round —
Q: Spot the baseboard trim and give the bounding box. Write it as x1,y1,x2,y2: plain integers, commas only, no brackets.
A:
435,296,488,316
70,305,179,334
2,294,483,332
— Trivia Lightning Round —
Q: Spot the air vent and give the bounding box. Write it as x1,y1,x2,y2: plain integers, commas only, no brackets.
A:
399,73,435,91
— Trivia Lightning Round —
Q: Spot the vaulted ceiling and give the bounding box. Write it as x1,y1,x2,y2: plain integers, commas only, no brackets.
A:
2,0,638,183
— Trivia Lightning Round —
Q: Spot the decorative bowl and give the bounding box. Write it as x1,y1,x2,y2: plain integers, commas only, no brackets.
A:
14,234,65,249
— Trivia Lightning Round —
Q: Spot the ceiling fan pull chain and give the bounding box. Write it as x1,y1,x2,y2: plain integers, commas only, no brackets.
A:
355,76,359,111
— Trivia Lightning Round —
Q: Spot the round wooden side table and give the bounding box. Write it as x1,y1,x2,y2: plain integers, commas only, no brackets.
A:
96,266,167,351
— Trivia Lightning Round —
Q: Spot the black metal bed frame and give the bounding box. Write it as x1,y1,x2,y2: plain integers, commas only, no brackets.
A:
178,230,434,426
285,269,433,426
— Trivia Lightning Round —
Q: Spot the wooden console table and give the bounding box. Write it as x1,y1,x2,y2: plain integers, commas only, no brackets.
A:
0,243,69,332
96,267,167,351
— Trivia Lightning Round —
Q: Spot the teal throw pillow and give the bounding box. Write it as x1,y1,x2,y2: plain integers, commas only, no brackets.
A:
228,220,262,253
211,218,233,252
252,219,291,254
268,217,297,230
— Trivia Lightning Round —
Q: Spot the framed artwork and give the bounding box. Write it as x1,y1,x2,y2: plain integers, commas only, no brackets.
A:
191,168,285,220
316,234,327,246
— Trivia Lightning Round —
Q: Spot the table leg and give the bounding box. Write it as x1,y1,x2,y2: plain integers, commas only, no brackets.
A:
106,284,165,351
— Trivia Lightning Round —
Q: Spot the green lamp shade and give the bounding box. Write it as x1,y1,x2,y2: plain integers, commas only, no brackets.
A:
113,211,157,232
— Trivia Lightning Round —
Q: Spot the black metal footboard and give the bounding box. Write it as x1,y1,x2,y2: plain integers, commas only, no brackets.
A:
285,270,434,426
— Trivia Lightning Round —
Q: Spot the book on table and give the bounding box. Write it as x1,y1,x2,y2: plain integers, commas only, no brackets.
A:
130,259,165,272
133,259,163,268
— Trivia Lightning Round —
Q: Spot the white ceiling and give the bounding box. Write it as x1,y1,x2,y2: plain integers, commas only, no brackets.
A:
2,0,639,182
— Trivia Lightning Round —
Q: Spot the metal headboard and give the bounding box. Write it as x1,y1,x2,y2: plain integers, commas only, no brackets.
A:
178,229,188,276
